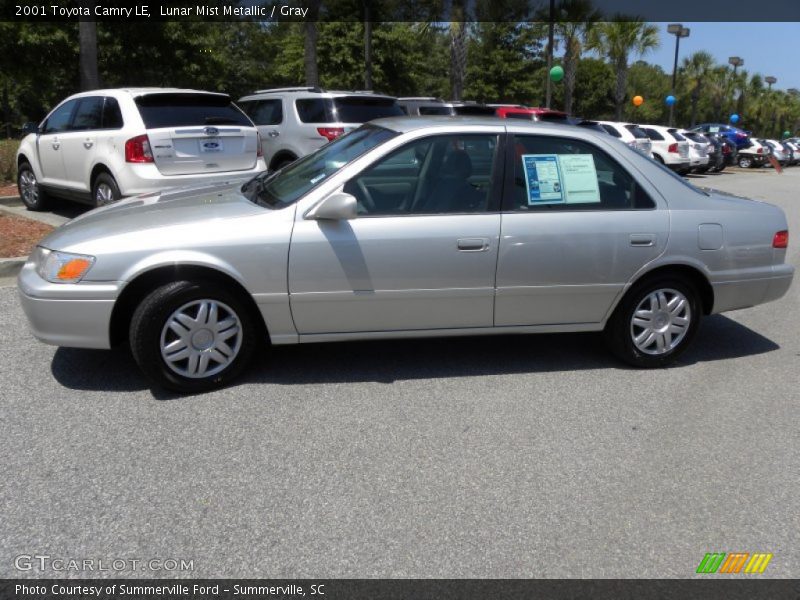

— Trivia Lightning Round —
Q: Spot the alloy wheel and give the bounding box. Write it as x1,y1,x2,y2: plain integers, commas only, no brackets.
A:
19,170,39,205
95,183,115,206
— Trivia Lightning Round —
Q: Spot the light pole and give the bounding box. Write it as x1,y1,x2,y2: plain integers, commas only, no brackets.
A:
728,56,744,120
545,0,555,109
667,24,690,126
765,76,777,91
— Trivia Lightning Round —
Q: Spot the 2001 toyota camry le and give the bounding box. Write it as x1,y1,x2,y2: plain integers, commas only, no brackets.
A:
18,117,793,393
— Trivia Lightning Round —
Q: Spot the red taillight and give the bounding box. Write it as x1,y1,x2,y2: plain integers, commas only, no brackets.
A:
773,230,789,249
256,133,263,158
125,134,153,163
757,147,763,154
668,143,678,153
317,127,345,142
736,132,746,138
722,145,731,154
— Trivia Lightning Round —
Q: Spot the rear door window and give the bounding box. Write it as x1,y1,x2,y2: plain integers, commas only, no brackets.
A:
246,99,283,125
102,97,124,129
135,94,252,128
508,135,655,211
71,96,104,130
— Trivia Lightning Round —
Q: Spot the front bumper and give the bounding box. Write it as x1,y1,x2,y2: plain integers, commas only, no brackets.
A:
17,263,122,349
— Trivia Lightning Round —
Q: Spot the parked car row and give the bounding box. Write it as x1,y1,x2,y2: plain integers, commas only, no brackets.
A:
16,86,797,213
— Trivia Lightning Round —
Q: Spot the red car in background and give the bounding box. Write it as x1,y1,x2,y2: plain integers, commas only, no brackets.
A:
493,105,569,122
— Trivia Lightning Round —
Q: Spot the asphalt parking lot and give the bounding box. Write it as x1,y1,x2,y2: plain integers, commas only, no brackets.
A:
1,168,798,579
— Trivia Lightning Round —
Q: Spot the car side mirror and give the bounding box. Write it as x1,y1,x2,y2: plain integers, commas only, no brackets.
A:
22,122,39,136
307,192,357,220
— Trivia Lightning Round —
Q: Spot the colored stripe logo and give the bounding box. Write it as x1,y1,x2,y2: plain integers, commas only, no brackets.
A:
696,552,773,574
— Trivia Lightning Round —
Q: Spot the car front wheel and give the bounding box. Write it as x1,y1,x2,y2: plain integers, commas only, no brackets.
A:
738,156,752,168
129,280,258,393
604,277,701,368
17,161,49,211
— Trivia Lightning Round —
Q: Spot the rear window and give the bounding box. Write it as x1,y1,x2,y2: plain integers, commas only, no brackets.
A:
419,105,454,116
625,125,649,139
505,112,533,120
641,128,663,141
667,129,687,141
452,105,496,116
601,124,621,138
537,112,569,123
295,97,403,123
135,94,252,128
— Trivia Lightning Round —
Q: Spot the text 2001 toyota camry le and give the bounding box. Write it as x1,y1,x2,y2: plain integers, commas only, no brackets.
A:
18,118,793,393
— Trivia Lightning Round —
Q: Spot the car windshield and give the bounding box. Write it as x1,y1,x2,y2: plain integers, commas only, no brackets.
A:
243,124,398,208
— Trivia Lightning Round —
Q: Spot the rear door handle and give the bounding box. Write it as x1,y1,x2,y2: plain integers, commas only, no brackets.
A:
630,234,656,247
83,139,94,149
267,130,279,138
457,237,489,252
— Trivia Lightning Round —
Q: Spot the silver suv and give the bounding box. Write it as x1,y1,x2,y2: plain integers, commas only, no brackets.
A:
237,87,403,171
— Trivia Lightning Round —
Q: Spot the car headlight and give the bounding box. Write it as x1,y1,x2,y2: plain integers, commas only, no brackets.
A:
32,247,96,283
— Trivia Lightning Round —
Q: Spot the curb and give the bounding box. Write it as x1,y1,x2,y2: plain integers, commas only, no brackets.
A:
0,195,22,206
0,256,26,278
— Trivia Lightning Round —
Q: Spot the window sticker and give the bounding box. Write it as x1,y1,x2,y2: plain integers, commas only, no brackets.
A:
709,126,720,133
521,154,564,203
558,154,601,204
521,153,601,205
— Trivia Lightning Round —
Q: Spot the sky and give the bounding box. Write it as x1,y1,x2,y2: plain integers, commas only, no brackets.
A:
645,22,800,92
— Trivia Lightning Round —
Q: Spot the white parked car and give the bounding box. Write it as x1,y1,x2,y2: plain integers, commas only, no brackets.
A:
17,88,267,210
596,121,652,157
639,125,690,174
763,139,788,166
677,129,710,173
737,139,768,168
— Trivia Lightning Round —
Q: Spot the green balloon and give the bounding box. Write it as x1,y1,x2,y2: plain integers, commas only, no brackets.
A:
549,65,564,83
783,130,791,139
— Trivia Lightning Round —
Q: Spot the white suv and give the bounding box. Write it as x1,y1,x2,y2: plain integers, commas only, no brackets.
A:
17,88,266,210
596,121,653,156
639,124,691,174
237,87,404,171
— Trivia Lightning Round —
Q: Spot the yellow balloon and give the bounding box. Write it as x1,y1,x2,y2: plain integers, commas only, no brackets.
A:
632,95,644,107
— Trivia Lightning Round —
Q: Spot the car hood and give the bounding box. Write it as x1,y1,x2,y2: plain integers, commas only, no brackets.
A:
40,182,266,251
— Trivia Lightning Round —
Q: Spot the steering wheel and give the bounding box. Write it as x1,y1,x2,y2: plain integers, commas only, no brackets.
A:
356,179,376,214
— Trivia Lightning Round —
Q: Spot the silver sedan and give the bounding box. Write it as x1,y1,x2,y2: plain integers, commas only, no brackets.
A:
18,118,794,392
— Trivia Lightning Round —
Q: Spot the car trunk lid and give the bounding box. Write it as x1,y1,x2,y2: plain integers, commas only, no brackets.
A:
135,93,258,176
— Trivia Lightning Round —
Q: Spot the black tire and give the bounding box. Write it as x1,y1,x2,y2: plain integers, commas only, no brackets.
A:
92,172,121,207
17,161,49,211
604,276,702,368
270,156,296,171
129,280,259,393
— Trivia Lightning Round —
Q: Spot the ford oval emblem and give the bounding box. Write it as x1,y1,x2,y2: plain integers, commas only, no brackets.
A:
204,127,219,136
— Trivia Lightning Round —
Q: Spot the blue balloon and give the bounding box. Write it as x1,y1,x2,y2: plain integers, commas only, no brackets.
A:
730,114,740,124
665,95,676,106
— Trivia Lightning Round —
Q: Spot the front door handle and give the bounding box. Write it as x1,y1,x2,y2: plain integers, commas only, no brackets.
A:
630,234,656,247
457,237,490,252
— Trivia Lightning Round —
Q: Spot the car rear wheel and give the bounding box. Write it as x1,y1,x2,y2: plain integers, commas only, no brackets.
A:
604,277,701,368
129,280,258,393
93,173,121,207
17,161,49,211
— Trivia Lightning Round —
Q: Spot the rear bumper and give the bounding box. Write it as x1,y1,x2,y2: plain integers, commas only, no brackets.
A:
119,159,267,196
17,264,120,349
711,264,794,314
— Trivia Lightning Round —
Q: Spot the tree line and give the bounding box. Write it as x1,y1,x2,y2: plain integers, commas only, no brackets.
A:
2,2,799,138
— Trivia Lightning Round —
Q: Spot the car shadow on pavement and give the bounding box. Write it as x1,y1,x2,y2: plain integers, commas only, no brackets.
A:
49,314,780,398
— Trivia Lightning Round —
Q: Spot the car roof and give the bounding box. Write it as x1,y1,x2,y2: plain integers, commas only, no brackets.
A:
69,88,228,99
370,115,613,141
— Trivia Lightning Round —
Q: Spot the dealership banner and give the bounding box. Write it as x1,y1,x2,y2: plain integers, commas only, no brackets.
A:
2,579,800,600
4,0,800,22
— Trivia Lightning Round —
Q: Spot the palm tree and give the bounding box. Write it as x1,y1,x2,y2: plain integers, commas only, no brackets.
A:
553,0,600,114
449,0,468,100
586,18,659,120
680,51,715,127
78,0,99,90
